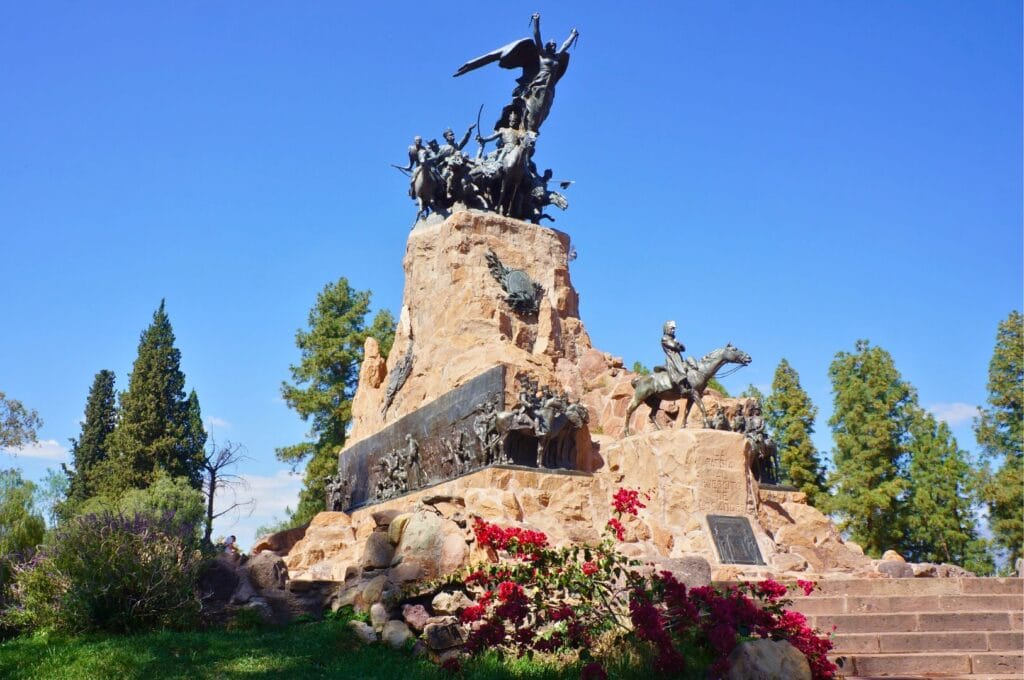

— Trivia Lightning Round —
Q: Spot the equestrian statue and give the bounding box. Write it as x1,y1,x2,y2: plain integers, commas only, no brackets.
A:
623,321,751,436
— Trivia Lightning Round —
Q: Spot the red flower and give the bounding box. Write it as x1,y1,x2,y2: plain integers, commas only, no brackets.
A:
611,487,647,516
756,578,789,601
606,517,625,541
797,579,817,596
461,604,485,623
580,662,608,680
581,561,599,576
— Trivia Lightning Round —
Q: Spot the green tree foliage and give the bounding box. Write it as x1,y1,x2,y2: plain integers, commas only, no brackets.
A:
739,384,765,402
36,469,69,528
631,361,651,376
105,301,206,493
904,408,993,573
974,310,1023,564
278,279,395,527
826,340,914,556
0,470,46,598
0,393,43,449
707,378,730,397
765,360,826,504
62,370,117,514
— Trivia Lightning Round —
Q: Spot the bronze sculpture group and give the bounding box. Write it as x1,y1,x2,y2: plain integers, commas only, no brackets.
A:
395,13,578,223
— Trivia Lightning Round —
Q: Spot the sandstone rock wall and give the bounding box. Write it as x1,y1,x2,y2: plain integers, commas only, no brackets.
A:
285,428,869,582
297,212,870,590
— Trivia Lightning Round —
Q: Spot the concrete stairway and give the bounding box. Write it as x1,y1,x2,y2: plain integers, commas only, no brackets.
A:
787,577,1023,678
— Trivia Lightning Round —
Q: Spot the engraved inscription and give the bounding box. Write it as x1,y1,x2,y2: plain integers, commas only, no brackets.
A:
707,514,765,565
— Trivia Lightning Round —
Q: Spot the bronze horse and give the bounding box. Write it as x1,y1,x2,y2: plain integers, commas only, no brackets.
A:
623,343,751,436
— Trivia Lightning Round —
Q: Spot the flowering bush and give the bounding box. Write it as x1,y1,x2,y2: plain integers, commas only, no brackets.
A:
4,511,202,633
455,488,837,679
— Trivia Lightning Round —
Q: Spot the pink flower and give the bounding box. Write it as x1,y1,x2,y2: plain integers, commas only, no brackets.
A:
797,579,817,596
581,561,599,576
611,487,647,516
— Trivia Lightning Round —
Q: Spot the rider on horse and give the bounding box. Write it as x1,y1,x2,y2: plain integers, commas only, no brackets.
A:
659,320,697,391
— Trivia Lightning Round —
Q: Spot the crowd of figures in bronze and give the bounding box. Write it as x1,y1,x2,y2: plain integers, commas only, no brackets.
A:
327,368,590,512
710,401,780,485
395,13,578,223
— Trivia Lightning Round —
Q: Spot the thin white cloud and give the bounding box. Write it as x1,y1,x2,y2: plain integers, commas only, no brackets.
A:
1,439,70,462
928,402,977,426
205,416,231,430
210,469,303,549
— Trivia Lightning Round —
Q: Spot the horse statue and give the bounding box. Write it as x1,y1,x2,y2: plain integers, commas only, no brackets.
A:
497,131,536,217
623,343,751,436
410,160,442,221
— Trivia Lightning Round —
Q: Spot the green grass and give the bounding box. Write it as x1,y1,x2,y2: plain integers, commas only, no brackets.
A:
0,617,588,680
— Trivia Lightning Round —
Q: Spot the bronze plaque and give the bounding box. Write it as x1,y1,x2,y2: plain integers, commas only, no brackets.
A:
707,514,765,565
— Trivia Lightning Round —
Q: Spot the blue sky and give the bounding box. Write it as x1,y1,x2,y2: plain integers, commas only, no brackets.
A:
2,2,1021,546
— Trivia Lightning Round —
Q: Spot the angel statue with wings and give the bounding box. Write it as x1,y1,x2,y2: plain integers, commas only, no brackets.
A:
454,13,579,133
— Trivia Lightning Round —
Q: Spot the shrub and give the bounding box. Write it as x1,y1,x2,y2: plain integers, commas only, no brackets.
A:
457,488,837,679
5,510,202,633
75,471,205,546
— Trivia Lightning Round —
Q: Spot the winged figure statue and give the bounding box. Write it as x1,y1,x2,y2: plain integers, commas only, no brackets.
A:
454,13,578,133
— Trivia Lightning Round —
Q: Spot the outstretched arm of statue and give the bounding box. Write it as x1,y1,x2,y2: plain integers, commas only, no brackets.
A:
457,124,475,150
531,13,543,49
477,129,501,145
559,28,579,54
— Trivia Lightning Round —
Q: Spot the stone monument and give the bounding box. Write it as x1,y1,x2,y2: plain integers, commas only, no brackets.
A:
277,13,871,586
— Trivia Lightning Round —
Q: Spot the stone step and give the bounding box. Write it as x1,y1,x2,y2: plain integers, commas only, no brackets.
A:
808,577,1023,598
812,611,1016,634
791,593,1024,616
832,630,1023,654
837,651,1023,676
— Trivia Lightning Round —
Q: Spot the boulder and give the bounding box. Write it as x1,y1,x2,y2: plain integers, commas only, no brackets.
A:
199,554,239,604
382,620,414,649
348,620,378,645
877,560,915,579
244,552,287,591
402,603,431,632
726,639,811,680
252,524,309,555
370,602,390,631
882,549,905,562
424,620,466,651
360,532,396,570
431,590,473,615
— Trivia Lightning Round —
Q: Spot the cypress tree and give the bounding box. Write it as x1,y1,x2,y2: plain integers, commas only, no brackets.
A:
63,370,118,510
106,301,202,492
974,311,1023,564
765,359,826,505
826,340,914,556
278,278,395,526
905,408,992,572
180,390,208,488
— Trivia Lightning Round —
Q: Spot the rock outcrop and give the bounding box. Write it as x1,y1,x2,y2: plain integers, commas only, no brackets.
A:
282,212,886,586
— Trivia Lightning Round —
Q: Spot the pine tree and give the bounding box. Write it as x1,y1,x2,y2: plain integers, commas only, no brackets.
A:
765,359,826,505
105,301,203,493
974,311,1023,564
62,370,117,512
826,340,914,556
905,408,993,573
278,279,395,526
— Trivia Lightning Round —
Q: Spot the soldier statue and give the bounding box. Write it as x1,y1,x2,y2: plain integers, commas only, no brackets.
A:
659,320,696,391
